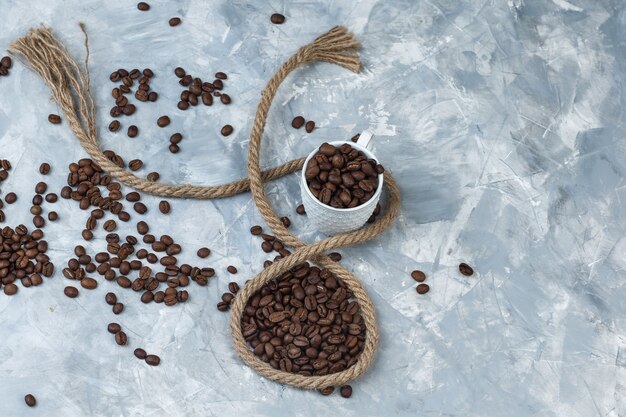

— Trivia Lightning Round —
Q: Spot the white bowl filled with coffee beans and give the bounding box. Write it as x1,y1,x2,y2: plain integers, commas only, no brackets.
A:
301,131,384,235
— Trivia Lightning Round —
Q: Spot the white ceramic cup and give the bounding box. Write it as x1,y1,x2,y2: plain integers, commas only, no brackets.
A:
300,131,383,235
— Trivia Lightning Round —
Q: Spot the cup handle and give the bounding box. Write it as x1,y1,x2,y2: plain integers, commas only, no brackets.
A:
356,130,374,149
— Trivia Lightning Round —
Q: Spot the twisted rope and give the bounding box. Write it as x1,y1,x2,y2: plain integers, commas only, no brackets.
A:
10,25,401,389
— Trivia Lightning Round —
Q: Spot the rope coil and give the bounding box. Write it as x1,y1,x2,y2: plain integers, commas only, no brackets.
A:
10,25,401,389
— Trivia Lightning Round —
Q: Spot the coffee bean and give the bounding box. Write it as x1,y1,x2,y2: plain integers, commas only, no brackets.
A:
33,215,45,228
271,13,285,24
416,283,430,294
134,348,147,359
227,265,237,274
220,94,231,105
115,331,128,345
459,263,474,276
107,323,121,334
280,216,291,228
305,120,315,133
170,133,183,144
169,144,180,153
159,200,171,214
136,221,149,235
147,172,160,182
217,301,229,311
48,114,62,124
127,125,138,138
112,302,124,314
1,56,12,69
145,354,160,366
81,277,98,289
45,193,58,203
141,291,154,303
64,286,78,298
35,181,47,194
24,394,36,407
109,120,121,132
250,225,262,235
129,159,143,171
103,220,117,232
228,282,240,294
134,202,148,214
174,67,186,78
197,247,210,258
296,204,306,215
221,124,233,136
48,211,58,221
137,2,150,10
169,17,181,26
5,192,17,204
340,385,352,398
318,387,334,396
105,292,117,305
411,270,426,282
291,116,305,129
157,116,170,127
39,163,51,175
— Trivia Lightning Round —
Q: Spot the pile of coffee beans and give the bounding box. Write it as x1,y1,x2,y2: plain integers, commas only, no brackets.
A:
0,56,12,77
304,142,384,209
0,225,53,295
174,67,231,111
108,68,158,138
291,116,315,133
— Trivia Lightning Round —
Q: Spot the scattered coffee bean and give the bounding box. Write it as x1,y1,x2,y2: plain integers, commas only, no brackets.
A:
305,120,315,133
228,282,240,294
133,202,148,214
115,330,128,345
129,159,143,171
220,94,231,105
169,144,180,153
48,114,62,124
280,216,291,228
112,302,124,314
169,17,181,26
174,67,186,78
411,270,426,282
64,286,79,298
134,348,147,359
329,252,342,261
147,172,160,182
296,204,306,215
24,394,36,407
159,200,171,214
145,354,160,366
39,163,51,175
416,283,430,294
250,225,262,235
107,323,121,334
105,292,117,305
459,263,474,276
291,116,305,129
81,277,98,289
45,193,58,203
227,265,237,274
319,387,334,396
35,181,47,194
127,125,138,138
170,133,183,144
48,211,58,221
221,124,233,136
271,13,285,24
108,120,121,132
197,247,210,258
340,385,352,398
137,2,150,10
157,115,170,127
104,220,117,232
5,192,17,204
0,56,12,70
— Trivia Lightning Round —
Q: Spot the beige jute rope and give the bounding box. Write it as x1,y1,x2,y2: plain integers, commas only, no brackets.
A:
10,25,401,390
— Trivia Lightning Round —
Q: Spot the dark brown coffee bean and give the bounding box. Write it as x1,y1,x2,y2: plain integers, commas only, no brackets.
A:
296,204,306,215
459,263,474,276
64,286,78,298
159,200,171,214
126,192,141,202
108,120,121,134
107,323,121,334
201,92,213,106
261,241,273,253
1,56,12,69
217,301,229,311
5,192,17,204
24,394,36,407
271,13,285,24
45,193,58,203
103,220,117,232
127,125,138,138
48,114,62,124
305,120,315,133
33,215,45,228
340,385,352,398
145,354,160,366
129,159,143,171
112,302,124,314
141,291,154,303
220,94,231,105
170,133,183,144
115,330,128,345
133,202,148,214
411,270,426,282
169,17,181,26
105,292,117,305
174,67,186,78
169,144,180,153
38,163,51,175
48,211,58,221
148,91,158,102
197,247,210,258
178,100,189,110
228,282,240,294
227,265,237,274
134,348,147,359
250,225,262,235
157,115,170,127
136,221,149,235
81,277,98,289
318,387,334,396
280,216,291,228
30,205,42,215
137,2,150,11
416,283,430,294
291,116,305,129
221,124,233,136
147,172,160,182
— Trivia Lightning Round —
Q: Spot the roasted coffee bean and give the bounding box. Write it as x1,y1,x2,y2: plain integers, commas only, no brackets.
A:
227,265,237,274
291,116,305,129
133,202,148,214
32,194,43,205
411,270,426,282
159,200,171,214
30,205,42,215
250,225,262,235
126,192,141,202
107,323,121,334
197,247,210,258
33,215,45,228
5,192,17,204
45,193,58,203
228,282,240,294
174,67,186,78
137,2,150,11
129,159,143,171
1,56,12,69
136,221,149,235
416,283,430,294
48,114,62,124
170,133,183,144
141,291,154,303
24,394,37,407
108,119,120,132
115,330,128,345
64,286,78,298
134,348,147,359
147,172,160,182
39,162,51,175
169,17,181,26
103,220,117,232
340,385,352,398
217,301,229,311
157,115,171,127
169,144,180,153
318,387,334,396
459,263,474,276
221,124,233,136
112,302,124,314
48,211,58,221
280,216,291,228
35,181,47,194
220,94,231,105
81,277,98,289
145,354,160,366
271,13,285,24
127,125,139,138
296,204,306,215
105,292,117,305
305,120,315,133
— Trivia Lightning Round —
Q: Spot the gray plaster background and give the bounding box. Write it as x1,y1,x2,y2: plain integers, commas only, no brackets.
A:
1,0,625,416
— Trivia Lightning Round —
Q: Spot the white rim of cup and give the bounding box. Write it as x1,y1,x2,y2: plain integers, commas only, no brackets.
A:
301,140,384,213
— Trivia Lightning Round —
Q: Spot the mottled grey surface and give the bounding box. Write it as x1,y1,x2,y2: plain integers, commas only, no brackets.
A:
1,0,625,416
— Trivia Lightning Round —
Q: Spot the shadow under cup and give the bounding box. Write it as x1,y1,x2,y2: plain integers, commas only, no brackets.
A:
300,141,383,236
